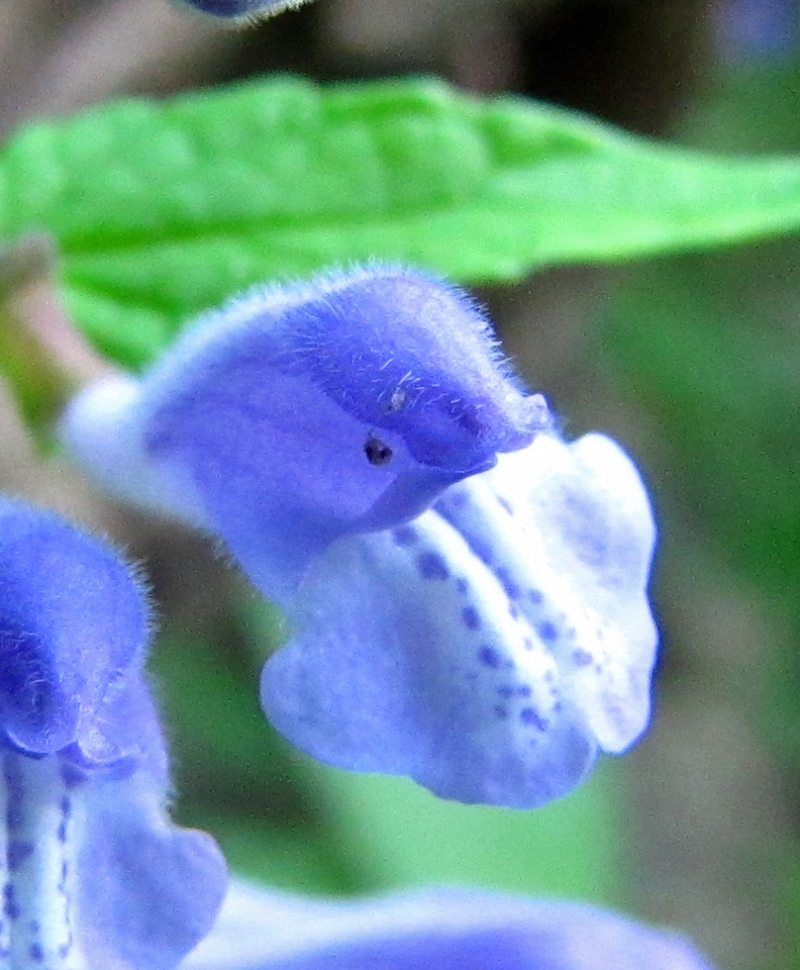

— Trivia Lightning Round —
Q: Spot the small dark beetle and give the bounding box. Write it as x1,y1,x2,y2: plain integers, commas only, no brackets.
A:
364,434,393,466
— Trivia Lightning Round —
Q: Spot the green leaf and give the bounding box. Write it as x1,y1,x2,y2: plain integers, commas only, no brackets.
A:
5,76,800,367
303,758,628,905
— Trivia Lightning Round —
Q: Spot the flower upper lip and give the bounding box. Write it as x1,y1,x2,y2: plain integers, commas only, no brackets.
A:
60,266,552,601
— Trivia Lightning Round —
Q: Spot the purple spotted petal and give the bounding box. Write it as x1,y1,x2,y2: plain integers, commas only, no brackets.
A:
184,881,715,970
0,500,227,969
262,433,656,807
0,734,226,970
60,266,549,602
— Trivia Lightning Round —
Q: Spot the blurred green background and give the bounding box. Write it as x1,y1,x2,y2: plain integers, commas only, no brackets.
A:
2,3,800,970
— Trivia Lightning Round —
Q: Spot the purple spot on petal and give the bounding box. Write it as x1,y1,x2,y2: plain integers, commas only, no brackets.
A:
4,885,20,920
523,637,533,651
29,942,44,963
528,589,543,604
517,685,531,698
572,649,594,667
537,621,558,642
58,796,71,843
471,540,494,565
493,705,508,720
508,603,519,620
3,758,23,831
8,841,34,871
392,525,418,546
495,566,521,600
497,495,514,515
497,685,515,699
461,606,481,630
455,577,469,595
520,707,548,731
417,551,449,581
478,645,501,668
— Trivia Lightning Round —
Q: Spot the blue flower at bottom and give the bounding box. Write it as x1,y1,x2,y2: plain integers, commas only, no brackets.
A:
0,500,227,970
183,881,716,970
263,432,656,808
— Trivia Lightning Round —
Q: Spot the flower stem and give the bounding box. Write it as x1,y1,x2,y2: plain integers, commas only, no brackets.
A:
0,235,115,448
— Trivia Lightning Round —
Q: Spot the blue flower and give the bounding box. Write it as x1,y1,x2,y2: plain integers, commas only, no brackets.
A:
169,0,313,23
59,266,654,808
183,880,716,970
0,499,227,970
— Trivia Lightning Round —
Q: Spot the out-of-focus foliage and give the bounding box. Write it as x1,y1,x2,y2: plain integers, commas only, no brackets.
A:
588,42,800,970
6,77,800,368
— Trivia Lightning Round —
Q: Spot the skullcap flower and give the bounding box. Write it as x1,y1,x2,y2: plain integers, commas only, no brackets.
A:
0,499,226,969
60,265,655,808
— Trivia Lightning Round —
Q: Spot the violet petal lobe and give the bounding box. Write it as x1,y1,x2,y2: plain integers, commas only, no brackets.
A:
60,266,549,602
70,745,227,970
0,498,148,760
183,881,716,970
261,433,657,808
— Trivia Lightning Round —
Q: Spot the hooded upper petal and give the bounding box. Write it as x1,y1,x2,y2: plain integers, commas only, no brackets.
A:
0,500,227,969
183,881,715,970
60,266,550,602
261,433,657,807
0,499,148,760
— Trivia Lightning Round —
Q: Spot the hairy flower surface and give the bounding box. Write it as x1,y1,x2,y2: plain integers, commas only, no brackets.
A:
60,266,655,808
0,500,226,970
184,881,716,970
61,266,550,603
